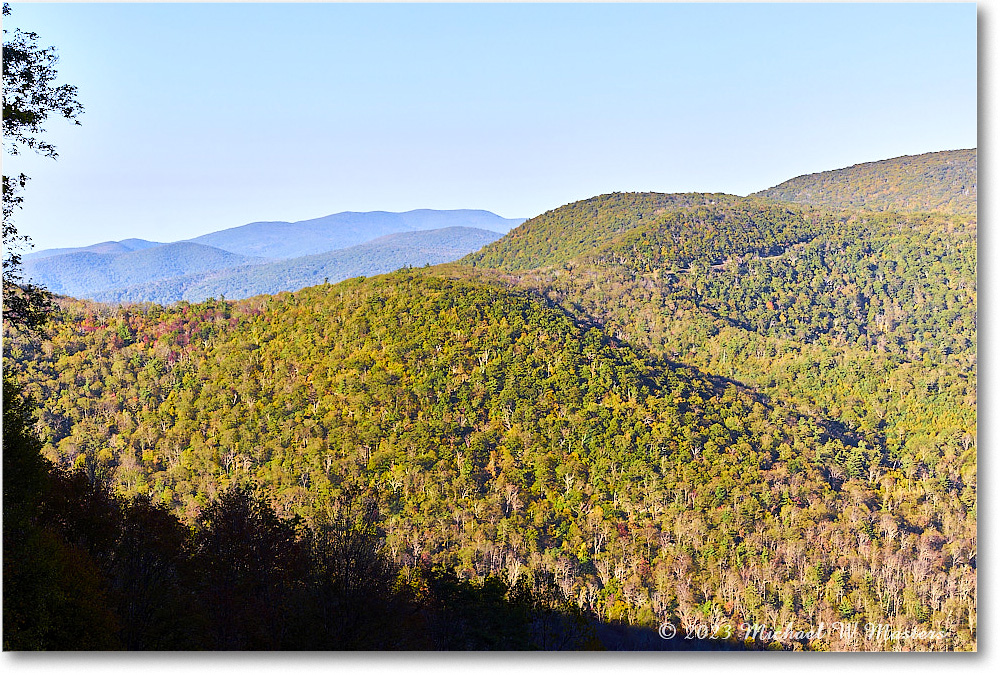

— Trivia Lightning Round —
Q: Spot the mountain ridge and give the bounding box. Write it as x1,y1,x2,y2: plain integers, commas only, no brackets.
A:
464,149,976,275
22,241,264,298
23,209,522,304
186,208,525,259
25,238,164,261
91,226,503,304
752,148,976,214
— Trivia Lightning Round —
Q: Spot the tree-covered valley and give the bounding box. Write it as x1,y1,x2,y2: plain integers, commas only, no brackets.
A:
4,149,976,650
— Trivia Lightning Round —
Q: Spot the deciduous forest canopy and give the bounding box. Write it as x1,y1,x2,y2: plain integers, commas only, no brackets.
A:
4,148,977,650
0,0,976,654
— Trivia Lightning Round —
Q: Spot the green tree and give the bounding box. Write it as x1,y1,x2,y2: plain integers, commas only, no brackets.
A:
2,2,83,331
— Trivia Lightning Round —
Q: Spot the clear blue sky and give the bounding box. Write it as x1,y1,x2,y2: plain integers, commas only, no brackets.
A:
4,2,978,252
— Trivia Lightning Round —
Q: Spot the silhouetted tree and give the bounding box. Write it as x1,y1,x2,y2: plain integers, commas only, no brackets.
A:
291,489,407,648
2,2,83,330
187,486,309,649
3,378,121,649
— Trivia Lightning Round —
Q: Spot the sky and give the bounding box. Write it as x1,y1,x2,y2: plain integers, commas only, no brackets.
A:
2,1,979,252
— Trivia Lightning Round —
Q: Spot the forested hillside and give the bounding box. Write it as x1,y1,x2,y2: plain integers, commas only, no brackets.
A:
753,149,976,215
464,193,745,271
4,149,976,650
473,201,976,524
6,263,976,649
5,377,600,649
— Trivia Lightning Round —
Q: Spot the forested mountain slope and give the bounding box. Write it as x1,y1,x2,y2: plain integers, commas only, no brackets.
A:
4,149,976,650
464,193,745,271
462,184,974,439
462,179,976,500
5,266,976,649
455,171,977,648
753,149,976,215
477,201,976,483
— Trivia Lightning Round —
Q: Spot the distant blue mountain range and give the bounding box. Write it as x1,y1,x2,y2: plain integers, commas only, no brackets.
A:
24,209,522,304
186,209,522,259
24,242,263,299
90,227,503,304
24,238,165,260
